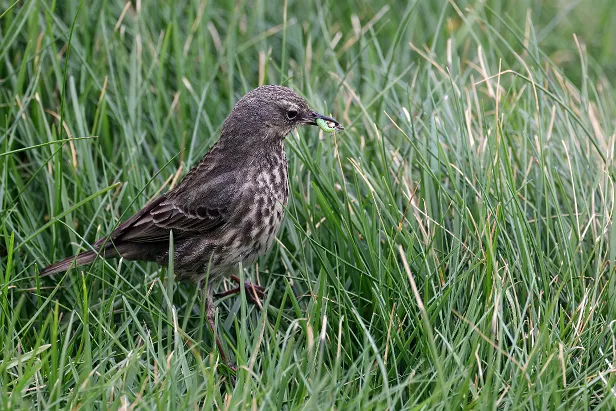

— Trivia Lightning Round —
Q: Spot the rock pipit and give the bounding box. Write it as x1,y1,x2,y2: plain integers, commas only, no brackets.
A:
41,85,343,368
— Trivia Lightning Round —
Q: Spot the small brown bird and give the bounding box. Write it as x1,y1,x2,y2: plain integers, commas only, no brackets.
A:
40,85,343,366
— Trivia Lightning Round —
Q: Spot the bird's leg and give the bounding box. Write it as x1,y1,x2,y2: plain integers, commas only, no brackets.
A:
214,274,266,305
204,287,236,373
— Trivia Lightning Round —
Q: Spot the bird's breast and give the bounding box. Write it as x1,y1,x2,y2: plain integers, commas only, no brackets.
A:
251,158,288,251
222,151,288,265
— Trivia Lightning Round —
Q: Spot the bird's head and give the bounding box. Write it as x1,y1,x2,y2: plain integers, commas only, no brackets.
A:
220,85,343,145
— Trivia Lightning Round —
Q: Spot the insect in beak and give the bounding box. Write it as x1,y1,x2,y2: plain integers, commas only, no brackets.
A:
309,111,344,132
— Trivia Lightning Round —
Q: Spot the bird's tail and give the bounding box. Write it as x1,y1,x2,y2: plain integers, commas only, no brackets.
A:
40,250,100,276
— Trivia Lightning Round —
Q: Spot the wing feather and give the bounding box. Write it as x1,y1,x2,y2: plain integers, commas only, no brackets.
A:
96,171,238,246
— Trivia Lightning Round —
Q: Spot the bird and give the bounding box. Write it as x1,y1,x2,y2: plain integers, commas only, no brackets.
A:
40,85,343,367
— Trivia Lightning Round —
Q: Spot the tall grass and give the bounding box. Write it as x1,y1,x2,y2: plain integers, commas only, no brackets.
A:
1,0,616,408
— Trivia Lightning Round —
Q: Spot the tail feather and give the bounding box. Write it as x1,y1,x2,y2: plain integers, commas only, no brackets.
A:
40,250,99,276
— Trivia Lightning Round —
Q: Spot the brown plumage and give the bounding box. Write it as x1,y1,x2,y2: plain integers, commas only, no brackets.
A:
40,85,343,367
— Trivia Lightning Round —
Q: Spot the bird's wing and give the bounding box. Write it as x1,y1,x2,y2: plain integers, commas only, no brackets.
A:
98,171,238,245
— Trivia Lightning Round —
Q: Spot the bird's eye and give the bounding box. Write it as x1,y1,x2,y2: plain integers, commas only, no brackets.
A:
286,109,298,120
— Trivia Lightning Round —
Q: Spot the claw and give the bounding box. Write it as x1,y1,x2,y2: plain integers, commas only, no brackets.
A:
223,362,237,386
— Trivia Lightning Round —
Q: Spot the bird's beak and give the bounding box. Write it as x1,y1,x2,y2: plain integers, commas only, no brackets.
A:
306,111,344,131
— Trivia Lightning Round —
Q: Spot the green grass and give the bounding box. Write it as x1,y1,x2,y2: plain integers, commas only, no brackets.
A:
2,0,616,408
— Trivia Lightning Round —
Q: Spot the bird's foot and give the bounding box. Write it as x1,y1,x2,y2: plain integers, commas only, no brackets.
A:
215,275,266,305
241,280,266,305
220,361,237,386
